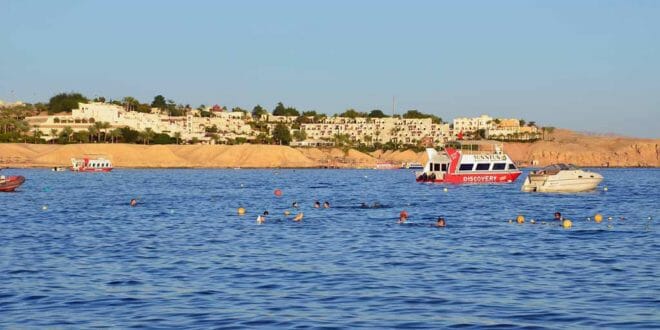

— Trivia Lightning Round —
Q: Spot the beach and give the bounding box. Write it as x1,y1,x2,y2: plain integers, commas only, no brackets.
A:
0,130,657,168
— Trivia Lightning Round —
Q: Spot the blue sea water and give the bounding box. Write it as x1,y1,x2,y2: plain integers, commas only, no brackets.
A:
0,168,658,329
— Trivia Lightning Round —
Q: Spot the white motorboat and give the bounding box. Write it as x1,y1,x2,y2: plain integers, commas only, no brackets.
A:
521,164,603,192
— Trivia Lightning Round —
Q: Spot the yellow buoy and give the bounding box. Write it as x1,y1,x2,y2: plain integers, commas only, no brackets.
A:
238,207,246,215
516,215,525,224
594,213,603,223
562,219,572,229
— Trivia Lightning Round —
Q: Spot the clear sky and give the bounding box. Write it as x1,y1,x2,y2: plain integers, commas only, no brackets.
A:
1,0,658,137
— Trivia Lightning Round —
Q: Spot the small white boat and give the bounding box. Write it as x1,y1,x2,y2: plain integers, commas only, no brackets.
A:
52,166,67,172
400,162,424,170
521,164,603,193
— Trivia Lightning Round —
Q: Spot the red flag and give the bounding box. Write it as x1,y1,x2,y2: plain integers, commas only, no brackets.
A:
457,131,463,140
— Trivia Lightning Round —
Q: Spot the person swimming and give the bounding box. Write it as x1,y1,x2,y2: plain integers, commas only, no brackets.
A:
257,211,269,224
323,201,330,208
314,201,321,208
554,212,562,221
398,210,408,224
293,212,304,222
130,199,137,207
436,217,446,227
292,201,299,209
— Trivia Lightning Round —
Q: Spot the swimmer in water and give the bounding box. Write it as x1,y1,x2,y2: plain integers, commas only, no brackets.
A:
436,217,446,227
361,202,368,208
293,212,304,222
292,201,299,209
372,202,381,208
323,201,330,208
130,199,137,207
554,212,562,221
314,201,321,208
398,210,408,224
257,211,269,224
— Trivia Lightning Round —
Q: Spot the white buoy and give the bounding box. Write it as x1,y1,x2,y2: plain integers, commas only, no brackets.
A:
42,205,48,211
603,187,608,191
443,187,448,192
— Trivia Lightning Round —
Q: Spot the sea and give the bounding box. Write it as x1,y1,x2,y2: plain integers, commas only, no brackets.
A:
1,168,658,329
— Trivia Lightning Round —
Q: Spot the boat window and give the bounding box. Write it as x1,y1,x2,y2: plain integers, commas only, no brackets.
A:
507,163,517,170
459,163,474,171
492,163,506,170
433,163,441,171
441,164,447,171
475,163,490,171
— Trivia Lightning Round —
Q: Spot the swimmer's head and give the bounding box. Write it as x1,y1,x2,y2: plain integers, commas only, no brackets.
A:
554,212,561,220
436,217,446,227
130,199,137,207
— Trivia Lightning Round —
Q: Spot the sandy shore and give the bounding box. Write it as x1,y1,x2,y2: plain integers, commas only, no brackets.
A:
1,130,657,168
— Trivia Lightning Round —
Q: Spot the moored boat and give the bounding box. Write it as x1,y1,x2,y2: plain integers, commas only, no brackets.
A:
415,143,521,184
521,164,603,192
375,161,398,170
0,175,26,192
400,162,424,169
71,155,113,172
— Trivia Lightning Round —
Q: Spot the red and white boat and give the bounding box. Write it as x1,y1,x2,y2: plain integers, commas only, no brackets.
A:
0,175,26,192
416,144,521,184
71,156,113,172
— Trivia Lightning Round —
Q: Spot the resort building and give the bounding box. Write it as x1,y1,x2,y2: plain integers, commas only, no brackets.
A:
25,102,254,142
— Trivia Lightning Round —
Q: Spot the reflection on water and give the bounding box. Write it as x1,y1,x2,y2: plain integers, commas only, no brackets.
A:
0,168,658,328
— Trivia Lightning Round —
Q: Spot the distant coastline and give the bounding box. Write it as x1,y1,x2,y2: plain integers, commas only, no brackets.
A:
1,129,658,169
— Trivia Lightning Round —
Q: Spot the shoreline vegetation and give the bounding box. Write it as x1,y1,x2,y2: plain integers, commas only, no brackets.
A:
1,129,658,169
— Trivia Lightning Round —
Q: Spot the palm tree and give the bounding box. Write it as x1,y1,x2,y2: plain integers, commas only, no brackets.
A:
173,132,182,144
50,128,58,143
61,126,74,143
109,128,123,143
87,125,98,143
141,128,155,145
93,122,104,142
33,125,42,143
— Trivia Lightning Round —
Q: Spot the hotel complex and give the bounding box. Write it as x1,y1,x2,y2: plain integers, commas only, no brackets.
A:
23,102,540,146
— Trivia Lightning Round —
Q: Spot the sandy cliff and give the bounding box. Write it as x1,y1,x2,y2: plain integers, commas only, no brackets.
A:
0,130,657,168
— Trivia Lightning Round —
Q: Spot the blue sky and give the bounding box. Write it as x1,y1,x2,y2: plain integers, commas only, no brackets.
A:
1,0,658,137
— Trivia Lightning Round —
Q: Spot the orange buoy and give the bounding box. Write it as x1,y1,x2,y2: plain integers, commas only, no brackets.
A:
274,189,283,197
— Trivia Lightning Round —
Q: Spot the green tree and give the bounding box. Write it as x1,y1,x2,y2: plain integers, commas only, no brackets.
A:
272,123,292,145
122,96,140,111
87,125,98,142
151,95,167,109
60,126,74,143
48,92,88,114
252,104,268,118
173,132,182,144
109,128,123,143
519,119,526,127
273,102,299,116
368,109,387,118
140,128,155,144
293,129,307,141
340,109,367,118
49,128,58,144
120,127,140,143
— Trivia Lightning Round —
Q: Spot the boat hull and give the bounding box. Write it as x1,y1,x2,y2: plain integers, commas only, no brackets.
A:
521,177,602,192
417,171,521,184
0,176,26,192
71,167,113,172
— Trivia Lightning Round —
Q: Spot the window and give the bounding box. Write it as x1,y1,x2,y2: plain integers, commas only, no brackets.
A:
441,164,447,171
492,163,506,170
433,163,441,171
507,163,517,170
459,163,474,171
476,163,490,171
